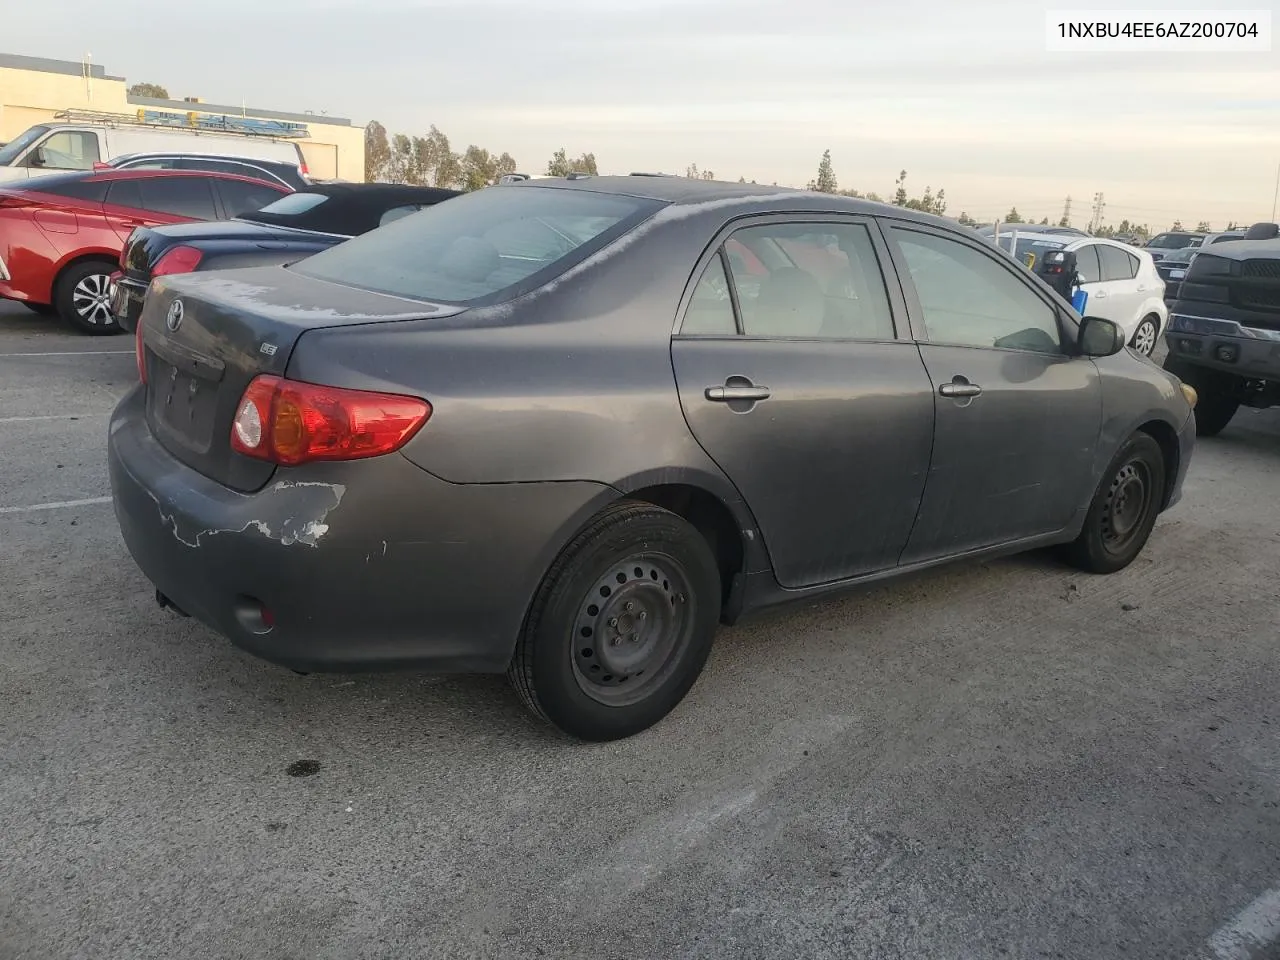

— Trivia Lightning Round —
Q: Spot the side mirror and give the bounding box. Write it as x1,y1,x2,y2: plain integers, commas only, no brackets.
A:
1078,316,1125,357
27,147,48,168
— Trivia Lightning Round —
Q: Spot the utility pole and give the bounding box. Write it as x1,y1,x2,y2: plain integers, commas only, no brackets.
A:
1061,195,1072,227
1089,192,1105,233
1272,160,1279,222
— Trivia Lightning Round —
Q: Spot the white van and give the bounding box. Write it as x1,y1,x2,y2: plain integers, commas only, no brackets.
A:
0,109,308,184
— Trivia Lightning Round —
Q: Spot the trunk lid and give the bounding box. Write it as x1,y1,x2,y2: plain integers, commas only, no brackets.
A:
138,265,464,491
122,219,301,281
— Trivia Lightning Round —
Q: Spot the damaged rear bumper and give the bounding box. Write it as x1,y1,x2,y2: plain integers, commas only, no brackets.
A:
107,386,613,673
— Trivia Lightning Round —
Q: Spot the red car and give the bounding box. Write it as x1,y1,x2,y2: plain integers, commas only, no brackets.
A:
0,169,289,334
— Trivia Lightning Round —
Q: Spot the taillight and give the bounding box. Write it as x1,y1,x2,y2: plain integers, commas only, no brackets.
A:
152,245,204,277
230,375,431,466
135,315,147,384
299,159,310,177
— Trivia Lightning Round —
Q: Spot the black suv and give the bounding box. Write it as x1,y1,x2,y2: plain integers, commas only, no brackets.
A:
1162,222,1280,435
104,153,309,190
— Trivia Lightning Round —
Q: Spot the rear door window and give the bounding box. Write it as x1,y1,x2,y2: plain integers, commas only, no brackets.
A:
105,179,144,210
138,177,218,220
1098,244,1138,281
1074,244,1102,284
293,185,663,305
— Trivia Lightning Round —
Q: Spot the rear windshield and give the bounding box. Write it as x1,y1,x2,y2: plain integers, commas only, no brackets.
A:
242,192,328,219
1147,233,1203,250
292,185,664,305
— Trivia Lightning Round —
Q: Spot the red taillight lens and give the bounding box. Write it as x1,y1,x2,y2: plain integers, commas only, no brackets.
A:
230,375,431,466
152,245,204,277
135,315,147,384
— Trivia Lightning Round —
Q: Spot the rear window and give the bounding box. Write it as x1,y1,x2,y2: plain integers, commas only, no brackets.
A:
292,186,664,305
1148,233,1202,250
24,174,108,202
243,192,328,218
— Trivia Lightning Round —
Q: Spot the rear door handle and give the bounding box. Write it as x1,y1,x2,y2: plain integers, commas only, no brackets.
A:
1094,290,1109,298
938,379,982,398
706,384,771,402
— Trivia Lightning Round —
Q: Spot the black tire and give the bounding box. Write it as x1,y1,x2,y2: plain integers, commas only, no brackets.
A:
1062,433,1166,574
1129,315,1160,356
54,260,122,335
508,500,721,741
1162,357,1240,437
22,302,56,316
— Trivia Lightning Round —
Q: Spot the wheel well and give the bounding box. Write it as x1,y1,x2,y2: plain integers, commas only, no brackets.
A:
1137,419,1179,509
53,253,118,298
627,484,745,607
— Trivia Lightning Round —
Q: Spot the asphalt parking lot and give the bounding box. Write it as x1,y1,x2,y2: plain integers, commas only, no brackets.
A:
2,300,1279,960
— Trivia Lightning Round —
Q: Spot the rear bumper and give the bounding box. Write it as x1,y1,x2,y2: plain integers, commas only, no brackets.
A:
108,386,615,673
112,277,146,334
1164,312,1280,381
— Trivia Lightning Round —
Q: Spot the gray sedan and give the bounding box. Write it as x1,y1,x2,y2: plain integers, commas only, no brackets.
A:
108,176,1198,741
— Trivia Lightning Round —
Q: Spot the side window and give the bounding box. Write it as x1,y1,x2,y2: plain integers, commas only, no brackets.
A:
1099,244,1137,281
29,131,100,170
138,177,217,220
216,179,285,218
379,204,426,227
680,254,737,335
891,227,1062,355
722,222,895,339
1075,244,1102,284
105,179,143,210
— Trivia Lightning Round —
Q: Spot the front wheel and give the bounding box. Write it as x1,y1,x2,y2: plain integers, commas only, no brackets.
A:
55,260,122,335
508,500,721,741
1061,433,1166,574
1129,315,1160,356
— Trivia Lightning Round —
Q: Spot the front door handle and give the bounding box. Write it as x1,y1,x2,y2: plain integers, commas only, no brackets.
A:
1094,289,1108,298
706,384,771,403
938,378,982,399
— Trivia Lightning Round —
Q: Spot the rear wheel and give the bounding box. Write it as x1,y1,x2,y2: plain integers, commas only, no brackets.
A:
508,500,721,741
1163,357,1240,437
1129,315,1160,356
55,260,121,335
1062,433,1166,574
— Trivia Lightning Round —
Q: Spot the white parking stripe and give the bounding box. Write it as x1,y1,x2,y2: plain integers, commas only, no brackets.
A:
0,351,134,358
1204,888,1280,959
0,414,104,423
0,496,112,514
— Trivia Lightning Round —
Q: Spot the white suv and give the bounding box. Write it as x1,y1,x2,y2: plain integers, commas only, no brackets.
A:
994,233,1169,356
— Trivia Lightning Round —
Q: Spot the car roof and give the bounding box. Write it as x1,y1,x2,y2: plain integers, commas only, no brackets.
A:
16,168,280,188
503,175,972,228
1189,238,1280,260
109,152,296,167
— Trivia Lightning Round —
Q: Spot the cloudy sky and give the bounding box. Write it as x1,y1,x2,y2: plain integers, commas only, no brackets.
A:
10,0,1279,228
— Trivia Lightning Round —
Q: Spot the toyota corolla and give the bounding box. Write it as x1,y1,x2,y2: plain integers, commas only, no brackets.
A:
109,176,1197,741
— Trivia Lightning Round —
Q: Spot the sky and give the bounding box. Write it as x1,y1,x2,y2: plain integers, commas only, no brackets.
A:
8,0,1279,229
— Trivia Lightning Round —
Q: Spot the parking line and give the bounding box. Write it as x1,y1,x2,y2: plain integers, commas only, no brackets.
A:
0,350,134,358
0,496,112,515
1204,887,1280,959
0,414,103,423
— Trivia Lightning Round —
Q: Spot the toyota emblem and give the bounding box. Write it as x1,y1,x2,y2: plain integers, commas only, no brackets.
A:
166,300,184,332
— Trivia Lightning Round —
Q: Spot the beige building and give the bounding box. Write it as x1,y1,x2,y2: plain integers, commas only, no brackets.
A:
0,52,364,181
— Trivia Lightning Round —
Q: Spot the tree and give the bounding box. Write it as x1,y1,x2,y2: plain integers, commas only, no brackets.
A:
957,211,977,226
1004,207,1025,224
460,146,499,192
685,163,715,180
1039,217,1049,225
809,150,838,193
1171,219,1184,231
364,121,391,183
1195,220,1212,232
128,82,169,99
547,148,598,177
1058,214,1071,227
893,170,909,206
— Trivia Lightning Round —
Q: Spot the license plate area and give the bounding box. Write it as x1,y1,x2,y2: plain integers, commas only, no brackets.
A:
147,356,219,452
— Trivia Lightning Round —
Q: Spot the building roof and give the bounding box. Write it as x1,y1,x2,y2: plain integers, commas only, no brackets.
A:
0,51,351,127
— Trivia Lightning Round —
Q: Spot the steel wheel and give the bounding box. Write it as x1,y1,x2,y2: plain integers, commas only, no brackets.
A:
72,272,115,327
1130,317,1159,356
1100,460,1151,554
571,554,693,707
